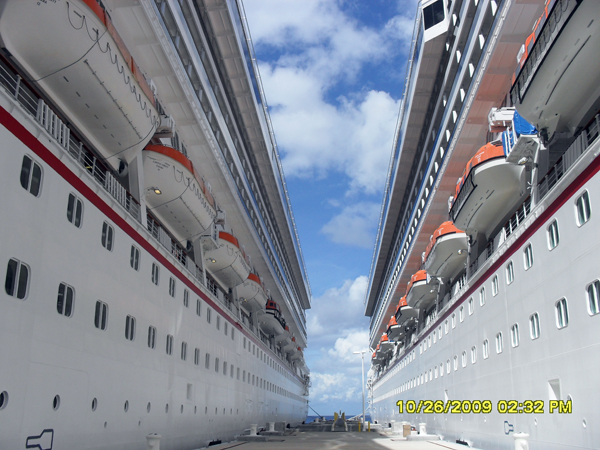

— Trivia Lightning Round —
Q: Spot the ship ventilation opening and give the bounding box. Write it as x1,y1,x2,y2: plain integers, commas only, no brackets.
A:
548,378,561,401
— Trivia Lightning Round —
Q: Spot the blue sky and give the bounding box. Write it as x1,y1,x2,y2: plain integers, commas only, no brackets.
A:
243,0,418,416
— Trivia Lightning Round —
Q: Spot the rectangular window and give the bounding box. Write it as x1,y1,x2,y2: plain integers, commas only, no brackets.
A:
451,313,456,328
483,339,489,359
181,342,187,361
5,258,29,300
196,299,201,316
20,155,42,197
496,332,503,354
471,346,477,364
524,244,533,270
66,193,83,227
94,300,108,330
224,322,228,336
204,353,211,369
223,361,227,376
166,334,173,355
556,298,569,329
231,327,235,340
148,326,156,349
468,298,474,315
206,308,212,324
169,277,175,297
587,280,600,316
56,283,74,317
237,368,240,380
216,315,220,330
479,287,486,306
125,315,136,341
492,276,499,296
506,261,514,284
194,348,200,365
151,263,159,285
215,357,220,373
547,220,559,250
453,356,458,371
529,313,540,339
101,222,114,251
183,289,189,308
130,246,140,271
423,0,445,30
459,306,464,322
576,191,591,226
231,364,234,378
461,351,467,367
510,323,520,348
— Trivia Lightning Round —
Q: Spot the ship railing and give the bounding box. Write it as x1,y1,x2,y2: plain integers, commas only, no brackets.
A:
538,115,600,198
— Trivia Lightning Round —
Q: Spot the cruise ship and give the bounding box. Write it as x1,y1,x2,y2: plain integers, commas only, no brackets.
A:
366,0,600,448
0,0,311,448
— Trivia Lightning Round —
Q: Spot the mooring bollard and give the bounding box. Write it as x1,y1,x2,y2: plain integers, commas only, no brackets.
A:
250,424,258,436
419,423,427,435
268,422,275,432
146,433,161,450
513,432,530,450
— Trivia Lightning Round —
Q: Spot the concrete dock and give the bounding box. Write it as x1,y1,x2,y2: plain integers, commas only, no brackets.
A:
204,430,474,450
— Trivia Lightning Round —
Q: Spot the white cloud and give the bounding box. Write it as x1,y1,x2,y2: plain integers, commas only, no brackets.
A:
327,329,370,362
244,0,410,195
320,201,380,248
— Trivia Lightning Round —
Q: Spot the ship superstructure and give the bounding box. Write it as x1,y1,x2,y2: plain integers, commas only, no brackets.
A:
366,0,600,448
0,0,311,448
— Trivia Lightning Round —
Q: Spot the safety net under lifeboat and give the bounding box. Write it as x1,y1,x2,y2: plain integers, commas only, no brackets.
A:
422,221,467,280
406,270,437,310
202,229,252,289
237,272,268,312
386,316,403,341
0,0,158,170
394,295,418,329
449,141,527,238
510,0,600,138
143,145,217,241
261,299,286,337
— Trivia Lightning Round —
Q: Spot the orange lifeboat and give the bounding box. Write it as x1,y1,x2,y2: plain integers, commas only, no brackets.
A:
260,299,286,336
202,229,252,289
380,333,394,353
143,145,217,241
449,141,526,238
386,316,403,341
406,270,437,310
395,295,418,327
510,0,600,138
0,0,158,170
422,221,467,279
237,272,268,312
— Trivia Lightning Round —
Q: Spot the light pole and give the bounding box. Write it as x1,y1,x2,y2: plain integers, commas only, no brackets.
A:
353,350,367,431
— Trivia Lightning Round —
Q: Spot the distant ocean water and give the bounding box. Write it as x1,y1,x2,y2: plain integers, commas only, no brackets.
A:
305,415,372,423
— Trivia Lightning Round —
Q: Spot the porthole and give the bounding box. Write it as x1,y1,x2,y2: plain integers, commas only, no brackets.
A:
53,395,60,411
91,398,97,411
124,400,129,412
0,391,8,410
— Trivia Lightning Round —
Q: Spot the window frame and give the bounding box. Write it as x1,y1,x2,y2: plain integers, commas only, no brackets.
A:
523,244,533,270
555,298,569,329
94,300,109,330
56,282,75,317
125,315,136,341
101,222,115,251
529,313,540,339
66,193,84,228
130,246,140,271
575,190,591,226
547,219,559,250
510,323,520,348
5,258,30,300
587,280,600,316
495,332,503,354
506,261,514,285
20,154,43,197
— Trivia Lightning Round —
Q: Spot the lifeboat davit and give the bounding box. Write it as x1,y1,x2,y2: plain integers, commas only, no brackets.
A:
260,299,286,336
0,0,158,170
395,296,418,329
422,221,467,280
386,316,403,341
144,145,217,241
237,272,268,312
202,229,252,289
511,0,600,138
406,270,437,310
449,141,527,238
372,351,382,367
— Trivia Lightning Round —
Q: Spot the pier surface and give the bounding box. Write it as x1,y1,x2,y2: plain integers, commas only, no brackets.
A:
206,431,473,450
